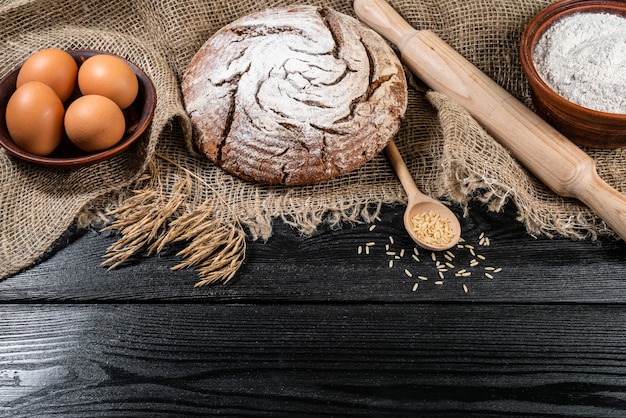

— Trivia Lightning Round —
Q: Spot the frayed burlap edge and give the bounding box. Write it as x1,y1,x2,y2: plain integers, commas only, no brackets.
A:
94,113,407,286
97,160,406,286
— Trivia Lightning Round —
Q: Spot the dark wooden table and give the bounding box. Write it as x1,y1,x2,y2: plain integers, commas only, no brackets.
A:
2,200,626,416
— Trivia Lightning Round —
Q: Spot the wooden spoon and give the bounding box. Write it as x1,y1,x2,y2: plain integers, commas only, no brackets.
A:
385,140,461,251
355,0,626,242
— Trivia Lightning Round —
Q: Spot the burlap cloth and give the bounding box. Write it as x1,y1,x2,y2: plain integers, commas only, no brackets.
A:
1,0,622,284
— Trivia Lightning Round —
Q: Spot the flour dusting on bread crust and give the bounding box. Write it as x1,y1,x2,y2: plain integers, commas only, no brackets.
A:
182,5,408,185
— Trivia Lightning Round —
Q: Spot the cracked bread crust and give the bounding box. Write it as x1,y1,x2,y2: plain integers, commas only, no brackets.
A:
182,5,408,186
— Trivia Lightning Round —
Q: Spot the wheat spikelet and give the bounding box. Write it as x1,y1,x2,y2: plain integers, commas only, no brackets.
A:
165,199,246,285
100,155,247,285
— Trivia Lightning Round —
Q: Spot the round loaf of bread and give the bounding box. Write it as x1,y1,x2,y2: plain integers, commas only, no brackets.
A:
182,5,408,185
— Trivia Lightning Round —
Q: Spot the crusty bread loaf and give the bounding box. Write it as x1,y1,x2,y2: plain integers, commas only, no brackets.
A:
182,5,408,185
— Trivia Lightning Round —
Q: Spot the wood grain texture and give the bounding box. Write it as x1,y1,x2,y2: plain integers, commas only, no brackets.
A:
2,202,625,303
2,303,626,417
2,202,626,415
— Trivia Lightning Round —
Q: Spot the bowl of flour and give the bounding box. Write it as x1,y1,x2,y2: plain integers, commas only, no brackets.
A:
520,0,626,148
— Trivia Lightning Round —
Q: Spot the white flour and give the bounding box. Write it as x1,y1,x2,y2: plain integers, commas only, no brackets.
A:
533,12,626,114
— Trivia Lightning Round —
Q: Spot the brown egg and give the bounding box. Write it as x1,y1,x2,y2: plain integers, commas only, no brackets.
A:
5,81,65,156
78,54,139,109
64,95,126,152
16,48,78,102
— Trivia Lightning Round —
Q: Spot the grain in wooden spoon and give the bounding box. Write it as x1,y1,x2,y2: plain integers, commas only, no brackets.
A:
386,140,461,251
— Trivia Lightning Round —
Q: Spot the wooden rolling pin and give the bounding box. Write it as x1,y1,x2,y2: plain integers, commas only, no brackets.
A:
354,0,626,241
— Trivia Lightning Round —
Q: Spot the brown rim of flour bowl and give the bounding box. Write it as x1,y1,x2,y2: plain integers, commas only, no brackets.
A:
520,0,626,149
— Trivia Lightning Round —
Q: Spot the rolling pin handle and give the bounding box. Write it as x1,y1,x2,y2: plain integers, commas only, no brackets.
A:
576,172,626,241
353,0,416,45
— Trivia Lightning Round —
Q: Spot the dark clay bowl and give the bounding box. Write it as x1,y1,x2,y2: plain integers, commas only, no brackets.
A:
0,49,156,167
520,0,626,149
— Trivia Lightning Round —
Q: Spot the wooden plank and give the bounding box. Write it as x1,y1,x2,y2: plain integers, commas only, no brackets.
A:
2,203,626,303
2,303,626,416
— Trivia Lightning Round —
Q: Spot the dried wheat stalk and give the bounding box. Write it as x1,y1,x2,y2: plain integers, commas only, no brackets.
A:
100,156,247,286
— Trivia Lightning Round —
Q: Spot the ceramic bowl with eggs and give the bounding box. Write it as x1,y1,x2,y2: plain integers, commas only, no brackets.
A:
520,0,626,149
0,49,156,168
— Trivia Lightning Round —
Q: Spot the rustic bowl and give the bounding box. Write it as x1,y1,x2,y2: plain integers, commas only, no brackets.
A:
0,49,156,168
520,0,626,149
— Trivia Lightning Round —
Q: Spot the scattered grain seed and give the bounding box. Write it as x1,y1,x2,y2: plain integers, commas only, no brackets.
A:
470,259,479,267
445,262,455,269
365,246,370,255
463,284,469,293
484,266,495,271
386,251,396,256
494,267,502,273
405,269,413,278
358,246,362,255
418,276,429,281
389,260,394,268
477,254,486,260
400,249,405,258
465,244,474,249
479,232,485,240
412,255,420,263
412,283,419,292
485,273,494,279
413,247,419,256
470,248,476,256
462,272,471,277
385,244,390,251
438,271,445,279
446,250,455,259
431,252,437,261
395,255,401,260
459,237,465,243
369,225,376,231
435,280,444,285
389,236,395,245
457,244,464,249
